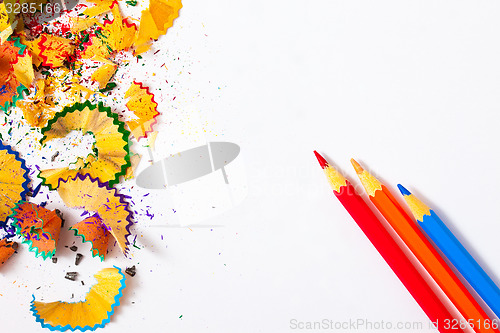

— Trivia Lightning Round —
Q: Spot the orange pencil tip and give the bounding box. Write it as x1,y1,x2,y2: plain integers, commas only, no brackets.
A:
350,158,364,174
314,151,329,169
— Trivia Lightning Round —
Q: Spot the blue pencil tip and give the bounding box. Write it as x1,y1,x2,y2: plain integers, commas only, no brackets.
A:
397,184,411,196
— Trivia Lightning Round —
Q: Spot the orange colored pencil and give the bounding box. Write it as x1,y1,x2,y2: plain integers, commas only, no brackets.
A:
351,159,499,333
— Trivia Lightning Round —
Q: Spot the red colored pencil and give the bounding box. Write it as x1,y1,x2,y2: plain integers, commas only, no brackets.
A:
314,151,462,333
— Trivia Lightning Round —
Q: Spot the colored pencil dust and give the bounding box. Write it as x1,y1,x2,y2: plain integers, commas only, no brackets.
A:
314,151,461,333
351,159,499,333
399,184,500,321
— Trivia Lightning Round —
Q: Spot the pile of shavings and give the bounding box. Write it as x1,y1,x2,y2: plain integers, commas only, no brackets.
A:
0,0,183,330
0,0,182,257
1,0,181,134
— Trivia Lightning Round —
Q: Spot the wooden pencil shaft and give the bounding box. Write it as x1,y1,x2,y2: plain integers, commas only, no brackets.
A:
420,211,500,320
332,183,461,333
368,186,498,333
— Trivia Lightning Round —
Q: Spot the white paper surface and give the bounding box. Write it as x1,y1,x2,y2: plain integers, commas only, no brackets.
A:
2,1,500,332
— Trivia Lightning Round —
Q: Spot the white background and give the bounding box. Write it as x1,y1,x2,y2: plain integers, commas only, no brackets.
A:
2,0,500,332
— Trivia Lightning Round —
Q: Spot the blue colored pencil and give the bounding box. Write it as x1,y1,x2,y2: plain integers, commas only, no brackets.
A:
398,184,500,319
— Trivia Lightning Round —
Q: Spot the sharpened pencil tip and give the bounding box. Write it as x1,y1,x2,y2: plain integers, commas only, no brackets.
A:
350,159,364,174
314,151,329,169
397,184,412,196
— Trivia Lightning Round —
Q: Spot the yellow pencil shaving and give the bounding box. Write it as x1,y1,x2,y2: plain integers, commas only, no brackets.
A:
148,131,158,149
19,33,42,67
72,83,106,99
0,3,12,33
125,153,142,180
83,0,113,17
70,17,98,33
323,165,347,193
403,194,432,222
0,20,16,44
31,267,125,329
90,58,117,89
12,51,34,88
350,159,382,197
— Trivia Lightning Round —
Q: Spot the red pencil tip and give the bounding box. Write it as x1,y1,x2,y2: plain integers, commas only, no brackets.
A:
314,151,329,169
